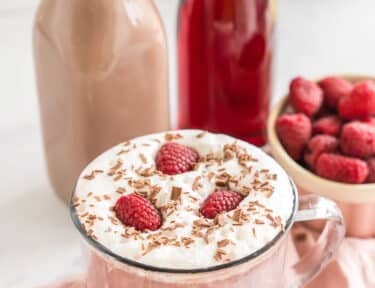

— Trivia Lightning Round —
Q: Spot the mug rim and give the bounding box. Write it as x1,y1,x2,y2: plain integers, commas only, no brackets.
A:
70,178,298,274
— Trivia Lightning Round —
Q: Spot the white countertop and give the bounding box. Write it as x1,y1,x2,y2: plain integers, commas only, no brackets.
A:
1,1,375,287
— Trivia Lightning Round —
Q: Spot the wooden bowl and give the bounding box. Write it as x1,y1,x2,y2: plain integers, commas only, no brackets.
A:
267,75,375,237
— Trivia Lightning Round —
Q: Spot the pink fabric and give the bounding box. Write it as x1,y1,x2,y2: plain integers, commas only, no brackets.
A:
40,277,85,288
290,224,375,288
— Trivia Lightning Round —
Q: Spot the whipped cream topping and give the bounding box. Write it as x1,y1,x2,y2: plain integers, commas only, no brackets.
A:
73,130,294,269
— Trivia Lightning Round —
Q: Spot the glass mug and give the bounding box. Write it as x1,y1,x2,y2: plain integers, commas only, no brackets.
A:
54,179,345,288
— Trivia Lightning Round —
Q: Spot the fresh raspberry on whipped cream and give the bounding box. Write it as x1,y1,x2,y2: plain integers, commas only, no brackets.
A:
155,142,199,175
200,190,244,219
115,193,162,231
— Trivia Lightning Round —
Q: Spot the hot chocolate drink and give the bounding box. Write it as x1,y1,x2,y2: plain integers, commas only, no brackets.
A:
67,130,344,288
72,130,294,269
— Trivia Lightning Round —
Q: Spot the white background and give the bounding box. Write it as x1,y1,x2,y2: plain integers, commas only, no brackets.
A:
1,0,375,287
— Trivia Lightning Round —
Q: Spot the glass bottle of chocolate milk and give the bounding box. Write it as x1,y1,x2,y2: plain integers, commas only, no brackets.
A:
33,0,169,203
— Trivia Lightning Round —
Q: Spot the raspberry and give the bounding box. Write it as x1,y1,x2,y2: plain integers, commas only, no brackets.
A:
304,135,339,170
155,142,199,175
318,76,353,109
367,158,375,183
338,80,375,120
200,190,244,219
312,115,342,136
115,193,162,231
290,77,323,117
316,153,369,184
340,122,375,158
276,113,312,160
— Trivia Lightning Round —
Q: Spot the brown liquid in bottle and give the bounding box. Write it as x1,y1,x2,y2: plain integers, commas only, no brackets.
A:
33,0,169,203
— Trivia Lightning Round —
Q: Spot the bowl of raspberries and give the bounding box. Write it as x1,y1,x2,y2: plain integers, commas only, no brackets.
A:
268,75,375,237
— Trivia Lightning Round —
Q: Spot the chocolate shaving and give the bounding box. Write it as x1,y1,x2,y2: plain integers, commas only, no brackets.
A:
117,149,131,156
171,186,182,202
181,237,195,247
139,153,147,164
83,170,104,180
232,209,242,223
192,176,202,191
217,239,230,248
214,249,228,262
255,219,265,225
196,132,206,138
241,186,252,195
107,160,123,176
215,172,230,187
165,133,183,141
116,187,126,194
136,166,157,177
214,214,226,226
135,191,148,198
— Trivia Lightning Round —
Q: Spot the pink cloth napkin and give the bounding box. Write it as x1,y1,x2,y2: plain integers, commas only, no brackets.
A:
40,277,84,288
290,224,375,288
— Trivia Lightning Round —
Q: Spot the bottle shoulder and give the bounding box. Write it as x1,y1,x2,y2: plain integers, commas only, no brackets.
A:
33,0,168,75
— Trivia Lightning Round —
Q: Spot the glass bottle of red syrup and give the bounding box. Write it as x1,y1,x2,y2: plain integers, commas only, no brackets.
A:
178,0,275,146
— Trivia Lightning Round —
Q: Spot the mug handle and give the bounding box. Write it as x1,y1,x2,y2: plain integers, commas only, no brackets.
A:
286,194,345,288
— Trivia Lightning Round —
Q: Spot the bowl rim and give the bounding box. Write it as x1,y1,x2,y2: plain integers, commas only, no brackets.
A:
267,74,375,204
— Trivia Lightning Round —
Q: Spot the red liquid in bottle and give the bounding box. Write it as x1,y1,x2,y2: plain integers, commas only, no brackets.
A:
178,0,273,146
